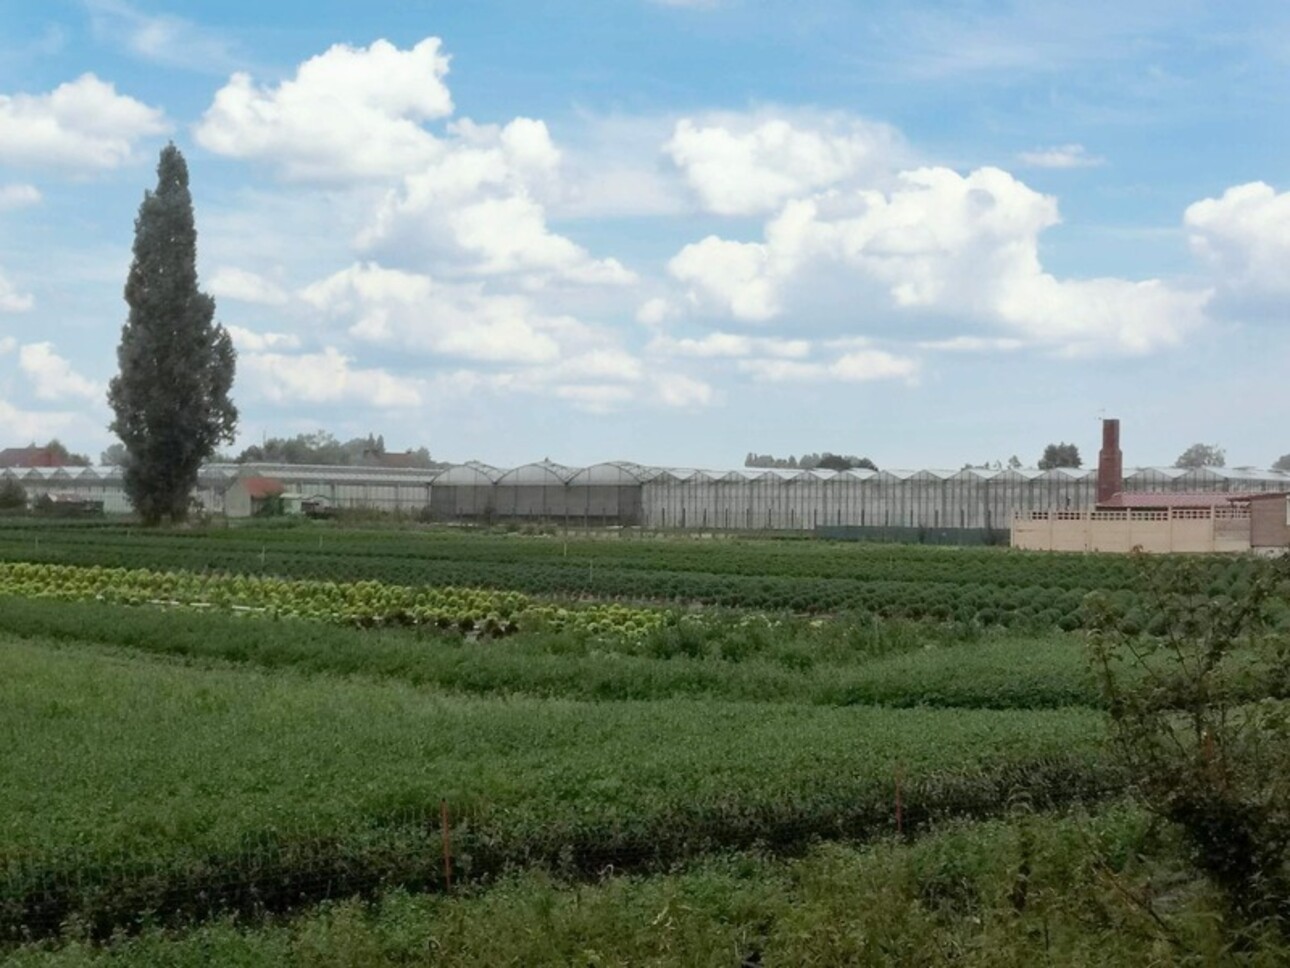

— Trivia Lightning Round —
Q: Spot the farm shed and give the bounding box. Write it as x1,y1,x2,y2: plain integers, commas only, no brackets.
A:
230,463,435,513
224,477,286,518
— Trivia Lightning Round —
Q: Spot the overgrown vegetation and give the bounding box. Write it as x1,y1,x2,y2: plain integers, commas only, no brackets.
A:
1088,552,1290,935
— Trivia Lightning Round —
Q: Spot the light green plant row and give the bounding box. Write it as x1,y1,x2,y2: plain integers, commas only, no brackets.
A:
0,637,1116,939
0,560,667,638
0,596,1102,709
12,807,1284,967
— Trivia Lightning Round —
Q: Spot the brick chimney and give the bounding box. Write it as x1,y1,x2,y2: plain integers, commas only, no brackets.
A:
1097,418,1122,505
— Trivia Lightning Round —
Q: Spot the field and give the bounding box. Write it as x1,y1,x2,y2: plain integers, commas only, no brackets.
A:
1,521,1284,962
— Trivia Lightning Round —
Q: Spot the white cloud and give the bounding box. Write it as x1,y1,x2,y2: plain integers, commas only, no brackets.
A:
195,38,453,181
300,262,566,365
669,236,780,321
225,325,300,352
359,116,634,286
0,271,33,312
668,165,1208,354
737,348,919,384
0,74,166,170
241,346,423,409
1017,144,1104,169
0,336,15,354
1185,182,1290,299
86,0,238,72
17,342,100,401
0,397,77,442
635,297,675,327
917,336,1025,352
665,114,901,215
647,331,811,359
550,348,644,383
209,267,289,306
443,193,635,283
654,373,715,407
0,184,41,210
553,383,635,413
197,40,633,288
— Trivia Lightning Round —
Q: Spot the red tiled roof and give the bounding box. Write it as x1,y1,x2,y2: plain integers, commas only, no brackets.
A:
240,476,285,500
1098,491,1253,509
0,446,58,468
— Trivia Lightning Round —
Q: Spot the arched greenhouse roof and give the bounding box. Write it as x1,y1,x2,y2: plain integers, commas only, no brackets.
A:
566,461,659,485
495,460,576,486
431,461,503,485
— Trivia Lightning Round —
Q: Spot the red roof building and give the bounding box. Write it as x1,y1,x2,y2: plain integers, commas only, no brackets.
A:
239,476,286,500
0,446,63,468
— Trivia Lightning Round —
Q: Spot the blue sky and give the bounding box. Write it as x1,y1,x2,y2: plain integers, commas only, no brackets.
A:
1,0,1288,469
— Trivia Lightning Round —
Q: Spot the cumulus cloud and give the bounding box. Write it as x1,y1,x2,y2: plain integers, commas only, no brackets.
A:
0,184,41,210
225,325,300,352
1016,144,1104,169
300,262,566,365
0,336,15,354
669,236,780,321
209,267,289,306
669,165,1209,355
647,331,810,359
0,271,33,312
552,383,635,413
0,397,78,442
917,335,1026,352
196,39,634,288
665,113,901,215
195,38,453,180
241,346,423,409
0,74,166,170
635,297,675,327
1185,182,1290,301
359,116,634,285
18,342,100,401
654,373,715,407
737,348,919,384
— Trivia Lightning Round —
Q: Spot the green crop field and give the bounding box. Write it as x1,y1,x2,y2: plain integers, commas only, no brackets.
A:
1,523,1284,963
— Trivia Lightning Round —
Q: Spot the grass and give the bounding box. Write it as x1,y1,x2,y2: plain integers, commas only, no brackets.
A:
0,633,1116,939
0,597,1101,709
11,806,1286,966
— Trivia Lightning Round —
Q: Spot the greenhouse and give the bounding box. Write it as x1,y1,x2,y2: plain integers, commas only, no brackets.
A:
3,459,1287,534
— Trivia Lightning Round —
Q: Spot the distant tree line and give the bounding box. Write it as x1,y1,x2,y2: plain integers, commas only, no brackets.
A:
233,432,441,469
744,452,879,471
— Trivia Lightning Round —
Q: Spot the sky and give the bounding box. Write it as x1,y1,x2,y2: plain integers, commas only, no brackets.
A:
0,0,1288,470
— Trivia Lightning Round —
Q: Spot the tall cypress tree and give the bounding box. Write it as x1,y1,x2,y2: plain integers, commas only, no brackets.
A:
108,144,237,525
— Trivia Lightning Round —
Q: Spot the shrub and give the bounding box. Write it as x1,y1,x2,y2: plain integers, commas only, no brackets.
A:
0,479,26,511
1086,553,1290,926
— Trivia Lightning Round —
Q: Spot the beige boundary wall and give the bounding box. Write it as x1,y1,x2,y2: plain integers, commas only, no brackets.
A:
1012,508,1252,554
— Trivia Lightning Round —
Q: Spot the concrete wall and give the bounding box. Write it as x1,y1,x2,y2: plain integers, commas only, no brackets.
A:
1251,496,1290,548
1011,508,1252,554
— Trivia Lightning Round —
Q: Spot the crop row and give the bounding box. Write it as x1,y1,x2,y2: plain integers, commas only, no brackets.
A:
0,546,1115,629
0,596,1104,709
0,639,1118,940
0,524,1170,588
0,562,666,639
